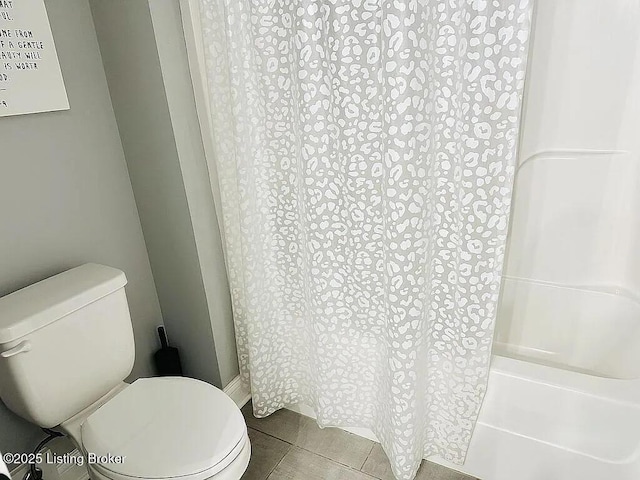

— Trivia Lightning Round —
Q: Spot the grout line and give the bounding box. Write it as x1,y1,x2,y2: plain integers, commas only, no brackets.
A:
359,442,376,471
269,446,381,480
246,426,294,446
264,445,291,480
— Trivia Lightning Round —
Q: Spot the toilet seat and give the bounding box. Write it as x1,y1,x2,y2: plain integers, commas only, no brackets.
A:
81,377,247,480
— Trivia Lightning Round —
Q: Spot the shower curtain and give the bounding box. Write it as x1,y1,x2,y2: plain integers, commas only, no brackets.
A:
197,0,532,478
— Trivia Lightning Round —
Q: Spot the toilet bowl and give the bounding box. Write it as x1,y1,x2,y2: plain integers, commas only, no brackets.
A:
73,377,251,480
0,264,250,480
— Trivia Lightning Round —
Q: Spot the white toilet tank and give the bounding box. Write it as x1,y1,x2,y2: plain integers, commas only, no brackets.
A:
0,264,135,428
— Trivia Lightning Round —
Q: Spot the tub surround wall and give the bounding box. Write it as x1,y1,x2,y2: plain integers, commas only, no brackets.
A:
520,0,640,159
507,0,640,288
0,0,163,461
498,0,640,375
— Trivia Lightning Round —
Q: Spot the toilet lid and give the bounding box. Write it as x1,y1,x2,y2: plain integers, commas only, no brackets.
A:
81,377,246,479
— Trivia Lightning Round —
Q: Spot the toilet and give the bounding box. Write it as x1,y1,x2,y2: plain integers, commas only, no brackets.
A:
0,264,250,480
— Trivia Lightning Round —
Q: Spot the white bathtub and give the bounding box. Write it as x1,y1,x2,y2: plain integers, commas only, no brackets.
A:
432,354,640,480
429,277,640,479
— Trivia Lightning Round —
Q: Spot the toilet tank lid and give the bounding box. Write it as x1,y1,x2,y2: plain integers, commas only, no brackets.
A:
0,264,127,344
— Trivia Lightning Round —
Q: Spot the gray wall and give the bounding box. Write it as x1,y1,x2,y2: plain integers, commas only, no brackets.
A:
0,0,164,460
90,0,238,387
148,0,240,387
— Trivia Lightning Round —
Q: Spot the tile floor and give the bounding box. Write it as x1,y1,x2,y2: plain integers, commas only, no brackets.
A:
241,402,478,480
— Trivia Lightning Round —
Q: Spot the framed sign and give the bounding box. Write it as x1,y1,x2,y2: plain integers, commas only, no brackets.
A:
0,0,69,117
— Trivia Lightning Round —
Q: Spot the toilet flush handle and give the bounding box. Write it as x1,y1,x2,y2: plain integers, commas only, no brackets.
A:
0,340,32,358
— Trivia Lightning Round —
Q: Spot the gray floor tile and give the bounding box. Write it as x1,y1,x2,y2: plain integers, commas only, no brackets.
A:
418,462,478,480
361,444,477,480
360,444,395,480
242,402,308,443
268,447,378,480
243,402,478,480
242,428,291,480
243,403,375,469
